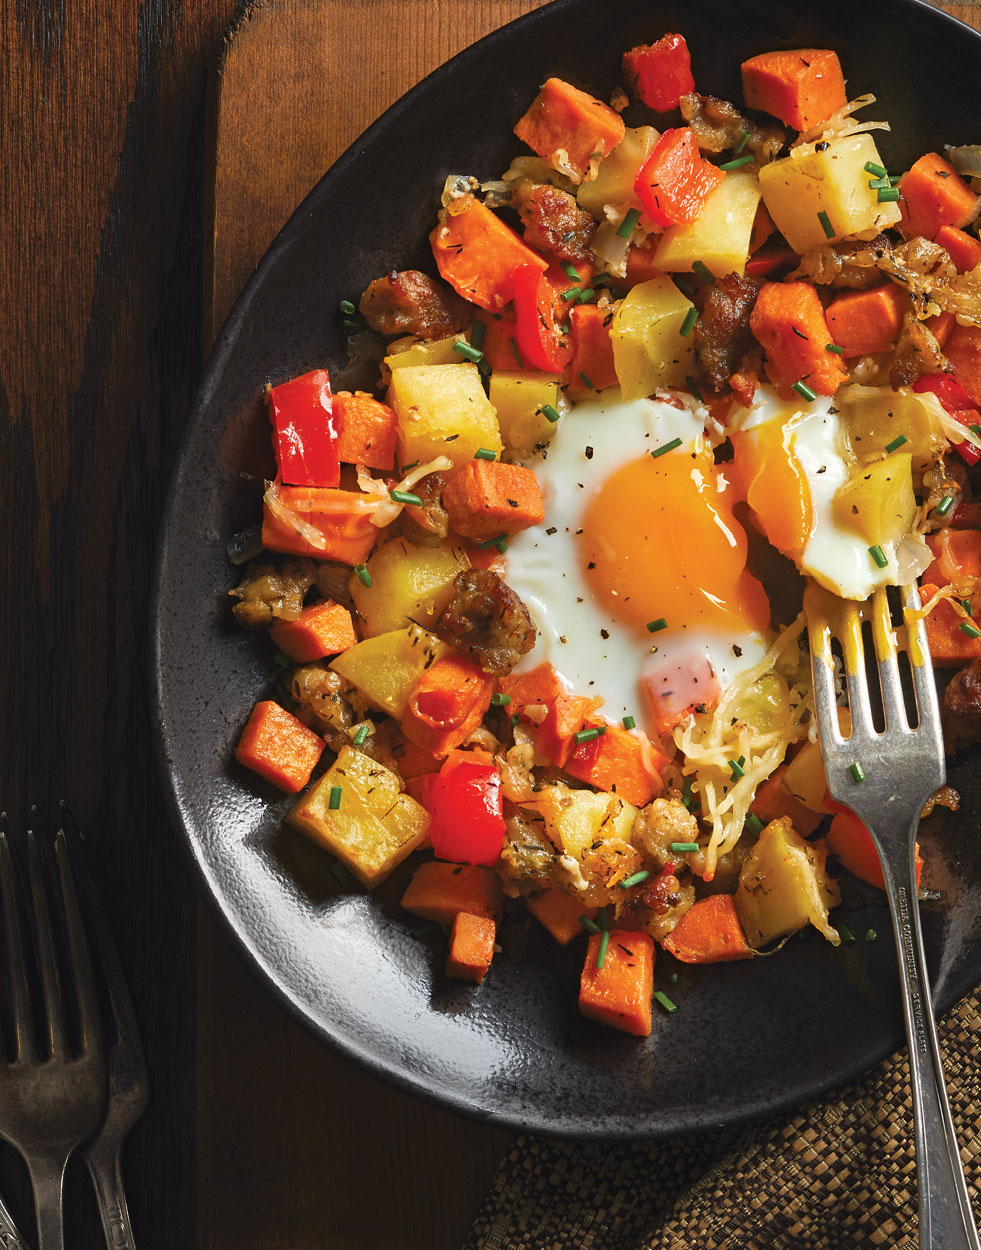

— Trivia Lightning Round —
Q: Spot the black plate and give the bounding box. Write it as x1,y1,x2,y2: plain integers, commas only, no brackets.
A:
152,0,981,1138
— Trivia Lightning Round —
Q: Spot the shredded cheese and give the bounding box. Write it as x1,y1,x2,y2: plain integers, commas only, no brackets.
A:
792,94,890,150
355,455,453,528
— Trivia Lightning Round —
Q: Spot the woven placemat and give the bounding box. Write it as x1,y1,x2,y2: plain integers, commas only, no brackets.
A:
465,989,981,1249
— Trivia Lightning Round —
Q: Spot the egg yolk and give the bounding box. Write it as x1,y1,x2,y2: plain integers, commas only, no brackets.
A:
730,415,813,559
580,446,770,635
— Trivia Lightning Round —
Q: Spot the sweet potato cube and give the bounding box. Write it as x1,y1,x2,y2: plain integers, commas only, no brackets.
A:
334,391,397,470
402,654,495,757
943,324,981,407
261,485,378,564
825,284,909,358
401,861,503,924
579,929,655,1037
661,894,754,963
935,224,981,273
899,152,980,241
269,600,357,662
234,700,324,794
566,304,618,400
740,48,846,132
445,912,496,983
563,724,666,806
527,888,595,945
514,77,625,180
442,460,545,542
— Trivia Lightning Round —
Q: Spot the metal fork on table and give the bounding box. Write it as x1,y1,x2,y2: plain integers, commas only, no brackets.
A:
0,816,148,1249
805,582,981,1250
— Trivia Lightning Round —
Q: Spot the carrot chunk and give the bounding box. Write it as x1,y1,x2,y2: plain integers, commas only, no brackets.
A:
899,153,980,241
566,303,618,399
750,763,824,837
740,49,846,132
234,700,324,793
527,888,596,945
622,34,695,112
579,929,655,1037
442,460,545,542
261,485,378,564
919,581,981,666
662,895,754,963
634,127,724,228
563,723,667,806
935,224,981,273
431,194,547,312
269,600,358,662
749,281,847,398
943,324,981,406
825,284,909,358
402,655,495,757
334,391,397,470
445,912,497,983
826,806,923,890
401,861,503,924
514,77,625,180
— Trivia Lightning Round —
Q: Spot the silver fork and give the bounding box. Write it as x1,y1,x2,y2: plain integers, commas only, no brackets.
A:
805,582,980,1250
0,823,107,1250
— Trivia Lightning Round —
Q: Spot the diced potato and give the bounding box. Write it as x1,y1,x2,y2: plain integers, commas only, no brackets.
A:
838,384,946,470
782,709,850,813
735,817,841,948
609,275,695,400
350,539,468,637
537,786,637,860
576,125,659,220
489,371,561,454
653,170,761,278
384,332,468,374
388,362,502,468
832,451,917,546
329,626,447,719
288,746,428,888
759,134,902,253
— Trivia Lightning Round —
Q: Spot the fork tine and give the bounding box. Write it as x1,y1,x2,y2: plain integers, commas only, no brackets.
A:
804,599,844,744
26,831,68,1058
0,826,34,1060
870,587,909,733
54,832,102,1054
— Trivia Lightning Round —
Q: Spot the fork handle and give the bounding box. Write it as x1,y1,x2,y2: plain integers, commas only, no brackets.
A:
0,1193,28,1249
881,838,981,1250
26,1157,65,1250
85,1144,137,1249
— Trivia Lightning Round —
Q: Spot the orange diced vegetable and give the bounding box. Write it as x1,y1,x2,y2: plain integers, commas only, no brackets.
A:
431,194,547,311
563,724,666,806
919,582,981,666
441,459,545,542
928,310,956,348
740,48,846,132
750,203,776,253
745,237,798,280
935,224,981,273
514,77,625,180
334,391,397,470
402,655,495,757
498,662,594,766
261,484,378,564
460,540,507,573
749,281,847,398
750,763,824,837
269,600,357,662
825,284,909,358
401,861,503,924
566,303,618,399
527,888,596,945
898,153,980,241
394,739,443,779
661,894,754,963
634,127,724,228
925,528,981,587
826,806,923,890
234,700,324,794
471,312,525,371
623,238,663,288
943,324,981,406
622,34,694,112
446,912,497,983
578,929,655,1037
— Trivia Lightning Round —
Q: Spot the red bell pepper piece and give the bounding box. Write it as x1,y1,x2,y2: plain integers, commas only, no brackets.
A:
511,264,573,373
622,34,695,113
266,369,340,487
634,127,724,228
912,373,981,467
427,751,506,867
952,502,981,529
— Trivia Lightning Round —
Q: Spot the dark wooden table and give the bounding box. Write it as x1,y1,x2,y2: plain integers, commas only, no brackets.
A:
3,0,979,1246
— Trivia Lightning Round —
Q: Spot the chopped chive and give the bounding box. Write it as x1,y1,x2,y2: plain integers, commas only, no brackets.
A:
959,621,981,638
616,207,642,238
646,618,668,633
573,726,607,744
622,715,636,730
681,777,695,810
511,712,520,726
651,437,683,459
817,210,835,239
719,154,754,171
509,337,524,368
864,160,887,178
390,488,422,505
865,928,878,942
580,915,601,935
562,261,581,282
354,563,372,587
745,812,764,835
620,869,651,889
578,287,596,303
399,461,419,474
592,272,611,285
474,447,497,460
728,758,745,779
961,599,974,616
686,375,703,402
669,842,699,853
273,650,291,669
679,306,698,337
654,990,677,1013
328,785,342,810
692,260,714,285
343,319,360,333
352,723,371,748
734,130,751,154
453,341,484,363
825,342,845,354
972,424,981,438
867,177,891,190
338,298,356,315
868,544,888,569
792,380,817,401
491,692,511,706
539,403,561,423
848,762,866,783
469,319,486,350
838,923,856,944
478,533,508,550
579,371,595,390
596,929,611,969
495,537,508,554
885,434,908,453
877,187,901,203
889,175,901,185
561,286,582,302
